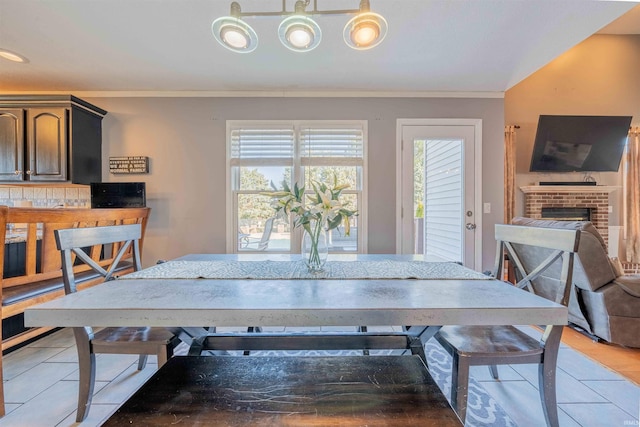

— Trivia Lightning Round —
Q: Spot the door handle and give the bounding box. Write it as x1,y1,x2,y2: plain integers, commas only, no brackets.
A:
465,223,476,230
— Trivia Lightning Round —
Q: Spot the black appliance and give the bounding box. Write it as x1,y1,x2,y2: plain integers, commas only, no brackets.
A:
529,115,632,172
91,182,146,208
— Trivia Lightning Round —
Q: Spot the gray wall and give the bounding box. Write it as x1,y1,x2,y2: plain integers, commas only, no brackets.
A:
87,96,504,271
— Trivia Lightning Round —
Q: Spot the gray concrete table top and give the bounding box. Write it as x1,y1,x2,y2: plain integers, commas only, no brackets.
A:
25,255,567,329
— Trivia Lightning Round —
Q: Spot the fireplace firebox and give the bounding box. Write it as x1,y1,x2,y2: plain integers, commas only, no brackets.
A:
541,207,592,221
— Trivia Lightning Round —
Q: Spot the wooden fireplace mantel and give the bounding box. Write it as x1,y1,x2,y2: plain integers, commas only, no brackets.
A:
520,185,621,194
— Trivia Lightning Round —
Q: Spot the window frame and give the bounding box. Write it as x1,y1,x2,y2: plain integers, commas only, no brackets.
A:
226,120,368,254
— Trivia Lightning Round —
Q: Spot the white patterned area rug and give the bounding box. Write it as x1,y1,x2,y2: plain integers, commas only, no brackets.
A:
423,341,517,427
195,340,517,427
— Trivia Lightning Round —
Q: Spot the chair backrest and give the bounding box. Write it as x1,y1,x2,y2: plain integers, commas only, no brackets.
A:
257,217,275,251
3,206,150,289
511,217,617,292
493,223,580,307
55,224,142,295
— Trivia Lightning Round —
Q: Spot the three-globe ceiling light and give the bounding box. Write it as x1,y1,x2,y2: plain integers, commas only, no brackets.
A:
212,0,387,53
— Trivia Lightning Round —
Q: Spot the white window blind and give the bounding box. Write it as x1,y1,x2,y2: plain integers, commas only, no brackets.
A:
229,126,295,166
299,126,364,166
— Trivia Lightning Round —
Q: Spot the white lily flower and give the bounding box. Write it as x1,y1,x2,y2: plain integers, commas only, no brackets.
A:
262,176,357,236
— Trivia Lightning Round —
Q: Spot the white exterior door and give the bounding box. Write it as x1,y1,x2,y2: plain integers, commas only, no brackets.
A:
397,119,482,270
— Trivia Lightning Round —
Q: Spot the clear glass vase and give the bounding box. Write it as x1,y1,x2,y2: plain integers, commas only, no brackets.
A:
301,220,328,272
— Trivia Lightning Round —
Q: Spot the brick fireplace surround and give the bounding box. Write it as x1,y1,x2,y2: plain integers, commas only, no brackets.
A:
520,185,640,274
520,185,616,247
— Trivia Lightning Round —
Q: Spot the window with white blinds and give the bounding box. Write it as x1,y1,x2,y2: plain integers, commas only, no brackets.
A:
227,120,366,254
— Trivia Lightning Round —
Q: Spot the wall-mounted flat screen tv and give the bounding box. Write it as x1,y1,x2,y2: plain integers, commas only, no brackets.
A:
529,115,632,172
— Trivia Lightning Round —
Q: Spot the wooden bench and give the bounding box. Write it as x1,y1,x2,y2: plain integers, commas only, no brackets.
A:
105,355,462,426
1,206,151,351
0,205,150,416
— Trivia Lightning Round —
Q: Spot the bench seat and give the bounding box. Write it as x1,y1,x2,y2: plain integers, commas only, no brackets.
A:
2,261,133,306
105,355,462,426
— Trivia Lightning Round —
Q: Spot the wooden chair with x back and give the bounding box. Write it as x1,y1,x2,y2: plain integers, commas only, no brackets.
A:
434,223,580,427
55,223,180,422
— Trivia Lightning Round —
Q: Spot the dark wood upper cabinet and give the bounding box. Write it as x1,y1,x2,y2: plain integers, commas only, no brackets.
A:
0,108,24,182
0,96,107,184
27,108,67,181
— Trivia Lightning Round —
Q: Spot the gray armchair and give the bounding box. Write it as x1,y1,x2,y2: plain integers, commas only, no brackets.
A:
511,217,640,348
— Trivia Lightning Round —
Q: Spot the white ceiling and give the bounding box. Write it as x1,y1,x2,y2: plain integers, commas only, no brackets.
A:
0,0,638,95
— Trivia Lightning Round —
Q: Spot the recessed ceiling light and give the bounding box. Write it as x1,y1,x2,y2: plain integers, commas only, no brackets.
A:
0,48,28,63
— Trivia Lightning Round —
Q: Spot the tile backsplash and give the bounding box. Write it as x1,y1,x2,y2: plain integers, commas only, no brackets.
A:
0,185,91,208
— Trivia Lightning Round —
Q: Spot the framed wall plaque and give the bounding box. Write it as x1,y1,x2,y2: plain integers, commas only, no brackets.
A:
109,156,149,174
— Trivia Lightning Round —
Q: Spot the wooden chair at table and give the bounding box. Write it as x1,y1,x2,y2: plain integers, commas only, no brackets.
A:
55,223,180,422
434,224,580,427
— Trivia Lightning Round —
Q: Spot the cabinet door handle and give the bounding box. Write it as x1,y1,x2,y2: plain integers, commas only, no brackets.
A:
25,170,32,175
14,170,22,175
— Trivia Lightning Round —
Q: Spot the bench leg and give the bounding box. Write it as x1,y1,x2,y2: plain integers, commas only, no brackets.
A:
408,336,427,364
450,353,470,425
157,342,173,368
73,327,96,422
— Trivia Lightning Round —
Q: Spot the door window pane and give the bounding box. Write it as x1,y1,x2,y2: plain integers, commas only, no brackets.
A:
424,139,463,263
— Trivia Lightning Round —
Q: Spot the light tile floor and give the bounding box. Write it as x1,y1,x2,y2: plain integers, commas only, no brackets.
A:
0,327,638,427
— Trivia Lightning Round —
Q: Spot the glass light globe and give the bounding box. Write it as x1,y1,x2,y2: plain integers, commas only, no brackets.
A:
278,15,322,52
343,12,388,50
212,16,258,53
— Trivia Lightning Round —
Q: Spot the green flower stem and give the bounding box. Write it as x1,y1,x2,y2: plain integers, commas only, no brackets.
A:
307,219,324,271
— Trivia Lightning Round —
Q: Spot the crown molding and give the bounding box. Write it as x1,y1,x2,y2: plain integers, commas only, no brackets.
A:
0,90,505,99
